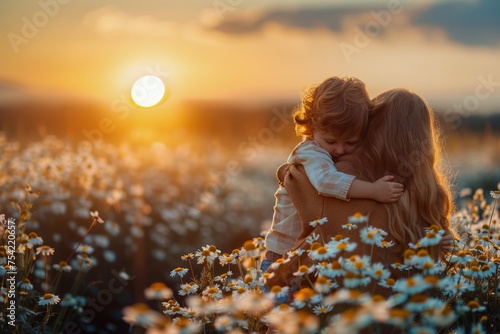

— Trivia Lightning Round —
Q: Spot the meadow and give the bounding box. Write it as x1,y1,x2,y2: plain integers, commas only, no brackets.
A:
0,102,499,333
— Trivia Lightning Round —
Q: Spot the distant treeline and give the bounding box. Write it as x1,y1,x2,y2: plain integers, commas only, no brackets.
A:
0,96,498,146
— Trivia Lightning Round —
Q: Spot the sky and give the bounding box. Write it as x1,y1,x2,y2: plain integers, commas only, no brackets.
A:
1,0,500,113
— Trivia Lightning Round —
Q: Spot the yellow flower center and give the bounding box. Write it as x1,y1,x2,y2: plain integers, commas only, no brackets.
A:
43,293,54,300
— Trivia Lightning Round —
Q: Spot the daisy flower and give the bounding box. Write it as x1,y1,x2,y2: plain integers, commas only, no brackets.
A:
306,232,320,244
458,300,486,313
329,307,372,334
214,315,235,332
286,249,305,258
314,275,336,293
463,264,494,279
360,227,387,245
421,262,444,275
214,272,232,283
403,249,416,266
241,268,260,289
74,253,97,271
423,303,457,327
342,255,371,274
410,249,435,268
327,239,357,253
181,253,195,261
406,295,444,312
202,285,223,301
348,212,368,224
122,303,163,328
376,240,394,248
270,285,290,300
490,190,500,199
178,282,199,296
18,278,33,291
232,286,248,297
242,240,259,258
195,245,221,265
236,290,274,314
378,277,396,289
417,229,445,247
438,275,474,297
312,304,333,315
391,262,410,271
28,232,43,246
477,263,496,278
38,293,61,306
341,223,358,230
17,236,30,254
292,288,317,308
145,282,173,300
253,236,265,247
316,260,345,278
170,267,189,278
308,244,337,261
343,271,371,288
270,257,290,270
90,211,104,224
309,217,328,228
393,275,430,295
77,245,94,254
219,254,237,266
366,263,391,281
386,308,412,327
60,294,78,308
36,245,55,256
260,271,275,284
293,265,314,277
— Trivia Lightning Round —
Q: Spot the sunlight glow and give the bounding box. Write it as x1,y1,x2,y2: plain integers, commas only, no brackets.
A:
131,75,166,108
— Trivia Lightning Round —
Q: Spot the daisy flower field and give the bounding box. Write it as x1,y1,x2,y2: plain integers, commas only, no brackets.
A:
0,134,499,333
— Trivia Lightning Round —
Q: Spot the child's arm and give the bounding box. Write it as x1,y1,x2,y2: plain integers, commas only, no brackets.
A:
347,176,404,203
292,140,355,200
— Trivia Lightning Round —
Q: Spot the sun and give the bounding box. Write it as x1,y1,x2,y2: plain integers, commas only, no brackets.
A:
131,75,166,108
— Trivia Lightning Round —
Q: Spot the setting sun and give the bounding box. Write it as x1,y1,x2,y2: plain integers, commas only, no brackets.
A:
131,75,166,108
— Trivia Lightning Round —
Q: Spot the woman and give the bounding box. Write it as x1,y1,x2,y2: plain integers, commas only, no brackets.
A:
265,88,455,294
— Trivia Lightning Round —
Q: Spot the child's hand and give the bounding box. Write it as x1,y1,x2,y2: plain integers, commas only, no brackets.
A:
440,231,455,254
372,175,404,203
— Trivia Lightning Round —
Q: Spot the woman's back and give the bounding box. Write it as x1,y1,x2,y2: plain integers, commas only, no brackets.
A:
267,162,406,296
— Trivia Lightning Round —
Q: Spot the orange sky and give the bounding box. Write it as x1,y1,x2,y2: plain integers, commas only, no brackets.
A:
1,0,500,113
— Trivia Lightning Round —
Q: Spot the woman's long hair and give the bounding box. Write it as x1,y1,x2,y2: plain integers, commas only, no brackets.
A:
355,88,454,247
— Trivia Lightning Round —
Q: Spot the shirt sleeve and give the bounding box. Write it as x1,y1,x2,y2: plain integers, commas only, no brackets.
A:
289,139,355,200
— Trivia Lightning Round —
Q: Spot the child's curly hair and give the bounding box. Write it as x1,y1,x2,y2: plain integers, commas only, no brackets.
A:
292,76,372,138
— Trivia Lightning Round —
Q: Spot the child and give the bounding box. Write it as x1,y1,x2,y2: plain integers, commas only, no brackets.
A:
262,77,404,270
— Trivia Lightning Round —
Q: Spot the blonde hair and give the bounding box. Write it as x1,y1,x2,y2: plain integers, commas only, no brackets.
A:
292,77,371,139
355,88,454,248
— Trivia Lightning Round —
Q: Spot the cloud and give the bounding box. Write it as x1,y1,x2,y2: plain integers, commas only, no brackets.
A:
207,1,500,46
206,6,363,34
82,6,178,37
412,0,500,46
